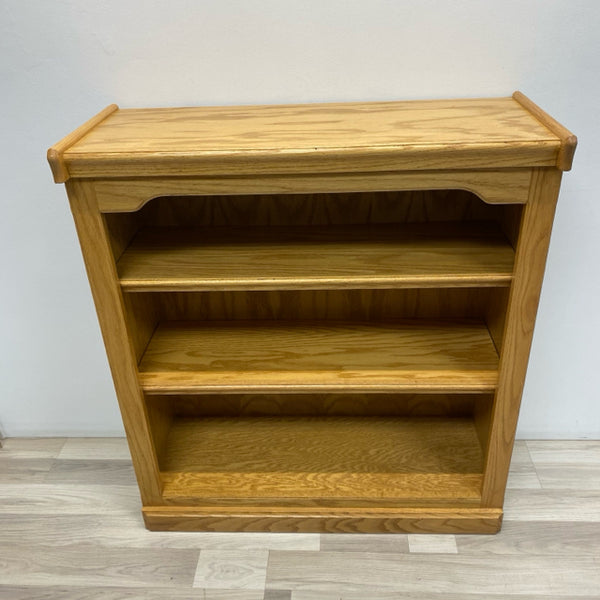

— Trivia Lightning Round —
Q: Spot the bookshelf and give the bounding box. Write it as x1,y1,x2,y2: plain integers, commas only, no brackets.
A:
48,92,576,533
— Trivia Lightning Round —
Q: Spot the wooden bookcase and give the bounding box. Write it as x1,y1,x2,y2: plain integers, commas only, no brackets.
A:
48,92,576,533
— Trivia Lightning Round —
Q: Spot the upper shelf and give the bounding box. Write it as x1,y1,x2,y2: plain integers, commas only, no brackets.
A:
47,92,577,183
117,222,514,292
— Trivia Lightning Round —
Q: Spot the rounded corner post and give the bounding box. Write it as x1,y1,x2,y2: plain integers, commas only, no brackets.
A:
512,91,577,171
46,103,120,185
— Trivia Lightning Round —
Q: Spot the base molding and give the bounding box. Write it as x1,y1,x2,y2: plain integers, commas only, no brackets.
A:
142,506,502,534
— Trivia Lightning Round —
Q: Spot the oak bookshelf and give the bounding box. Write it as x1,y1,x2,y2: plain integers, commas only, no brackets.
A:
48,92,576,533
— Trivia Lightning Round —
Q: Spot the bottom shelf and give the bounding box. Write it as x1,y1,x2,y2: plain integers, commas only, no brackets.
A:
158,415,485,507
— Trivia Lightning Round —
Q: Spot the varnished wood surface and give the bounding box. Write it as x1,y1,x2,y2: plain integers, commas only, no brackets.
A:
2,438,599,595
150,393,484,418
153,289,495,322
51,94,569,180
482,168,563,507
47,104,118,183
143,506,501,534
117,222,514,292
65,180,163,504
161,417,482,475
94,169,532,212
138,320,499,394
49,94,575,535
512,92,577,171
159,416,482,506
133,190,515,231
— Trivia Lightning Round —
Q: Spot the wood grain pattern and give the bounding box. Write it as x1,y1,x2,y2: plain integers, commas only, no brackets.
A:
48,94,575,534
149,393,484,418
266,551,600,596
512,92,577,171
65,179,162,503
139,320,499,394
117,222,514,292
153,289,493,322
4,438,600,592
0,543,198,587
193,549,269,590
161,416,483,474
120,189,513,227
143,506,502,534
94,170,532,213
60,96,560,179
47,104,119,183
482,168,563,507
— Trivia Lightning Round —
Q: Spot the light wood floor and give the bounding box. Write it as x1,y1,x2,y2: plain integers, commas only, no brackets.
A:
1,437,599,599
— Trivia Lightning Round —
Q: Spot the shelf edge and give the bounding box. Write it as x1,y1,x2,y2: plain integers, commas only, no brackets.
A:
512,91,577,171
47,104,119,183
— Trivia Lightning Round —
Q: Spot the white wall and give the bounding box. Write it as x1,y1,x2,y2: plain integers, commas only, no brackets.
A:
1,0,598,438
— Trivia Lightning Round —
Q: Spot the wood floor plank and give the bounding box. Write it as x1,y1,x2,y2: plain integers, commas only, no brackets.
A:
320,533,409,554
45,459,136,486
503,489,600,521
57,438,131,460
506,441,541,490
0,459,54,483
0,544,198,587
535,465,600,490
0,484,140,515
456,520,600,555
264,590,292,600
266,551,600,595
290,592,600,600
0,438,66,459
407,534,458,553
193,550,269,590
527,440,600,465
0,588,264,600
0,514,318,550
526,441,600,490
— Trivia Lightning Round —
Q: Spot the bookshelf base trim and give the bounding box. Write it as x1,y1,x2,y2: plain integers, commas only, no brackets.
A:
142,505,502,534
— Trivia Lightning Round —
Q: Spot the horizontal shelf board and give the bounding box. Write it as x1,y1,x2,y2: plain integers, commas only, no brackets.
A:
160,416,483,503
139,319,499,394
118,222,514,292
58,96,563,179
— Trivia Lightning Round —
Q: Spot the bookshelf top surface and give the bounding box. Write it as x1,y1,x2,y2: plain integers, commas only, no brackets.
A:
48,93,576,182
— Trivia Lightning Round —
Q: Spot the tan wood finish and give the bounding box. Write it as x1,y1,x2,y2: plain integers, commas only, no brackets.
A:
481,168,563,507
154,289,496,322
142,506,502,534
47,104,118,183
94,169,532,212
149,393,483,418
512,92,577,171
158,416,483,505
64,180,162,503
161,417,483,473
49,93,575,533
50,96,569,180
117,222,514,292
138,320,499,395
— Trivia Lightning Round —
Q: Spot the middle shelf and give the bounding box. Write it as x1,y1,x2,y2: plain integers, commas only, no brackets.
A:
138,319,499,394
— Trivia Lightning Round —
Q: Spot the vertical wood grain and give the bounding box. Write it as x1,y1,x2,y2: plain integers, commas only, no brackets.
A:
481,168,563,507
66,179,162,504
